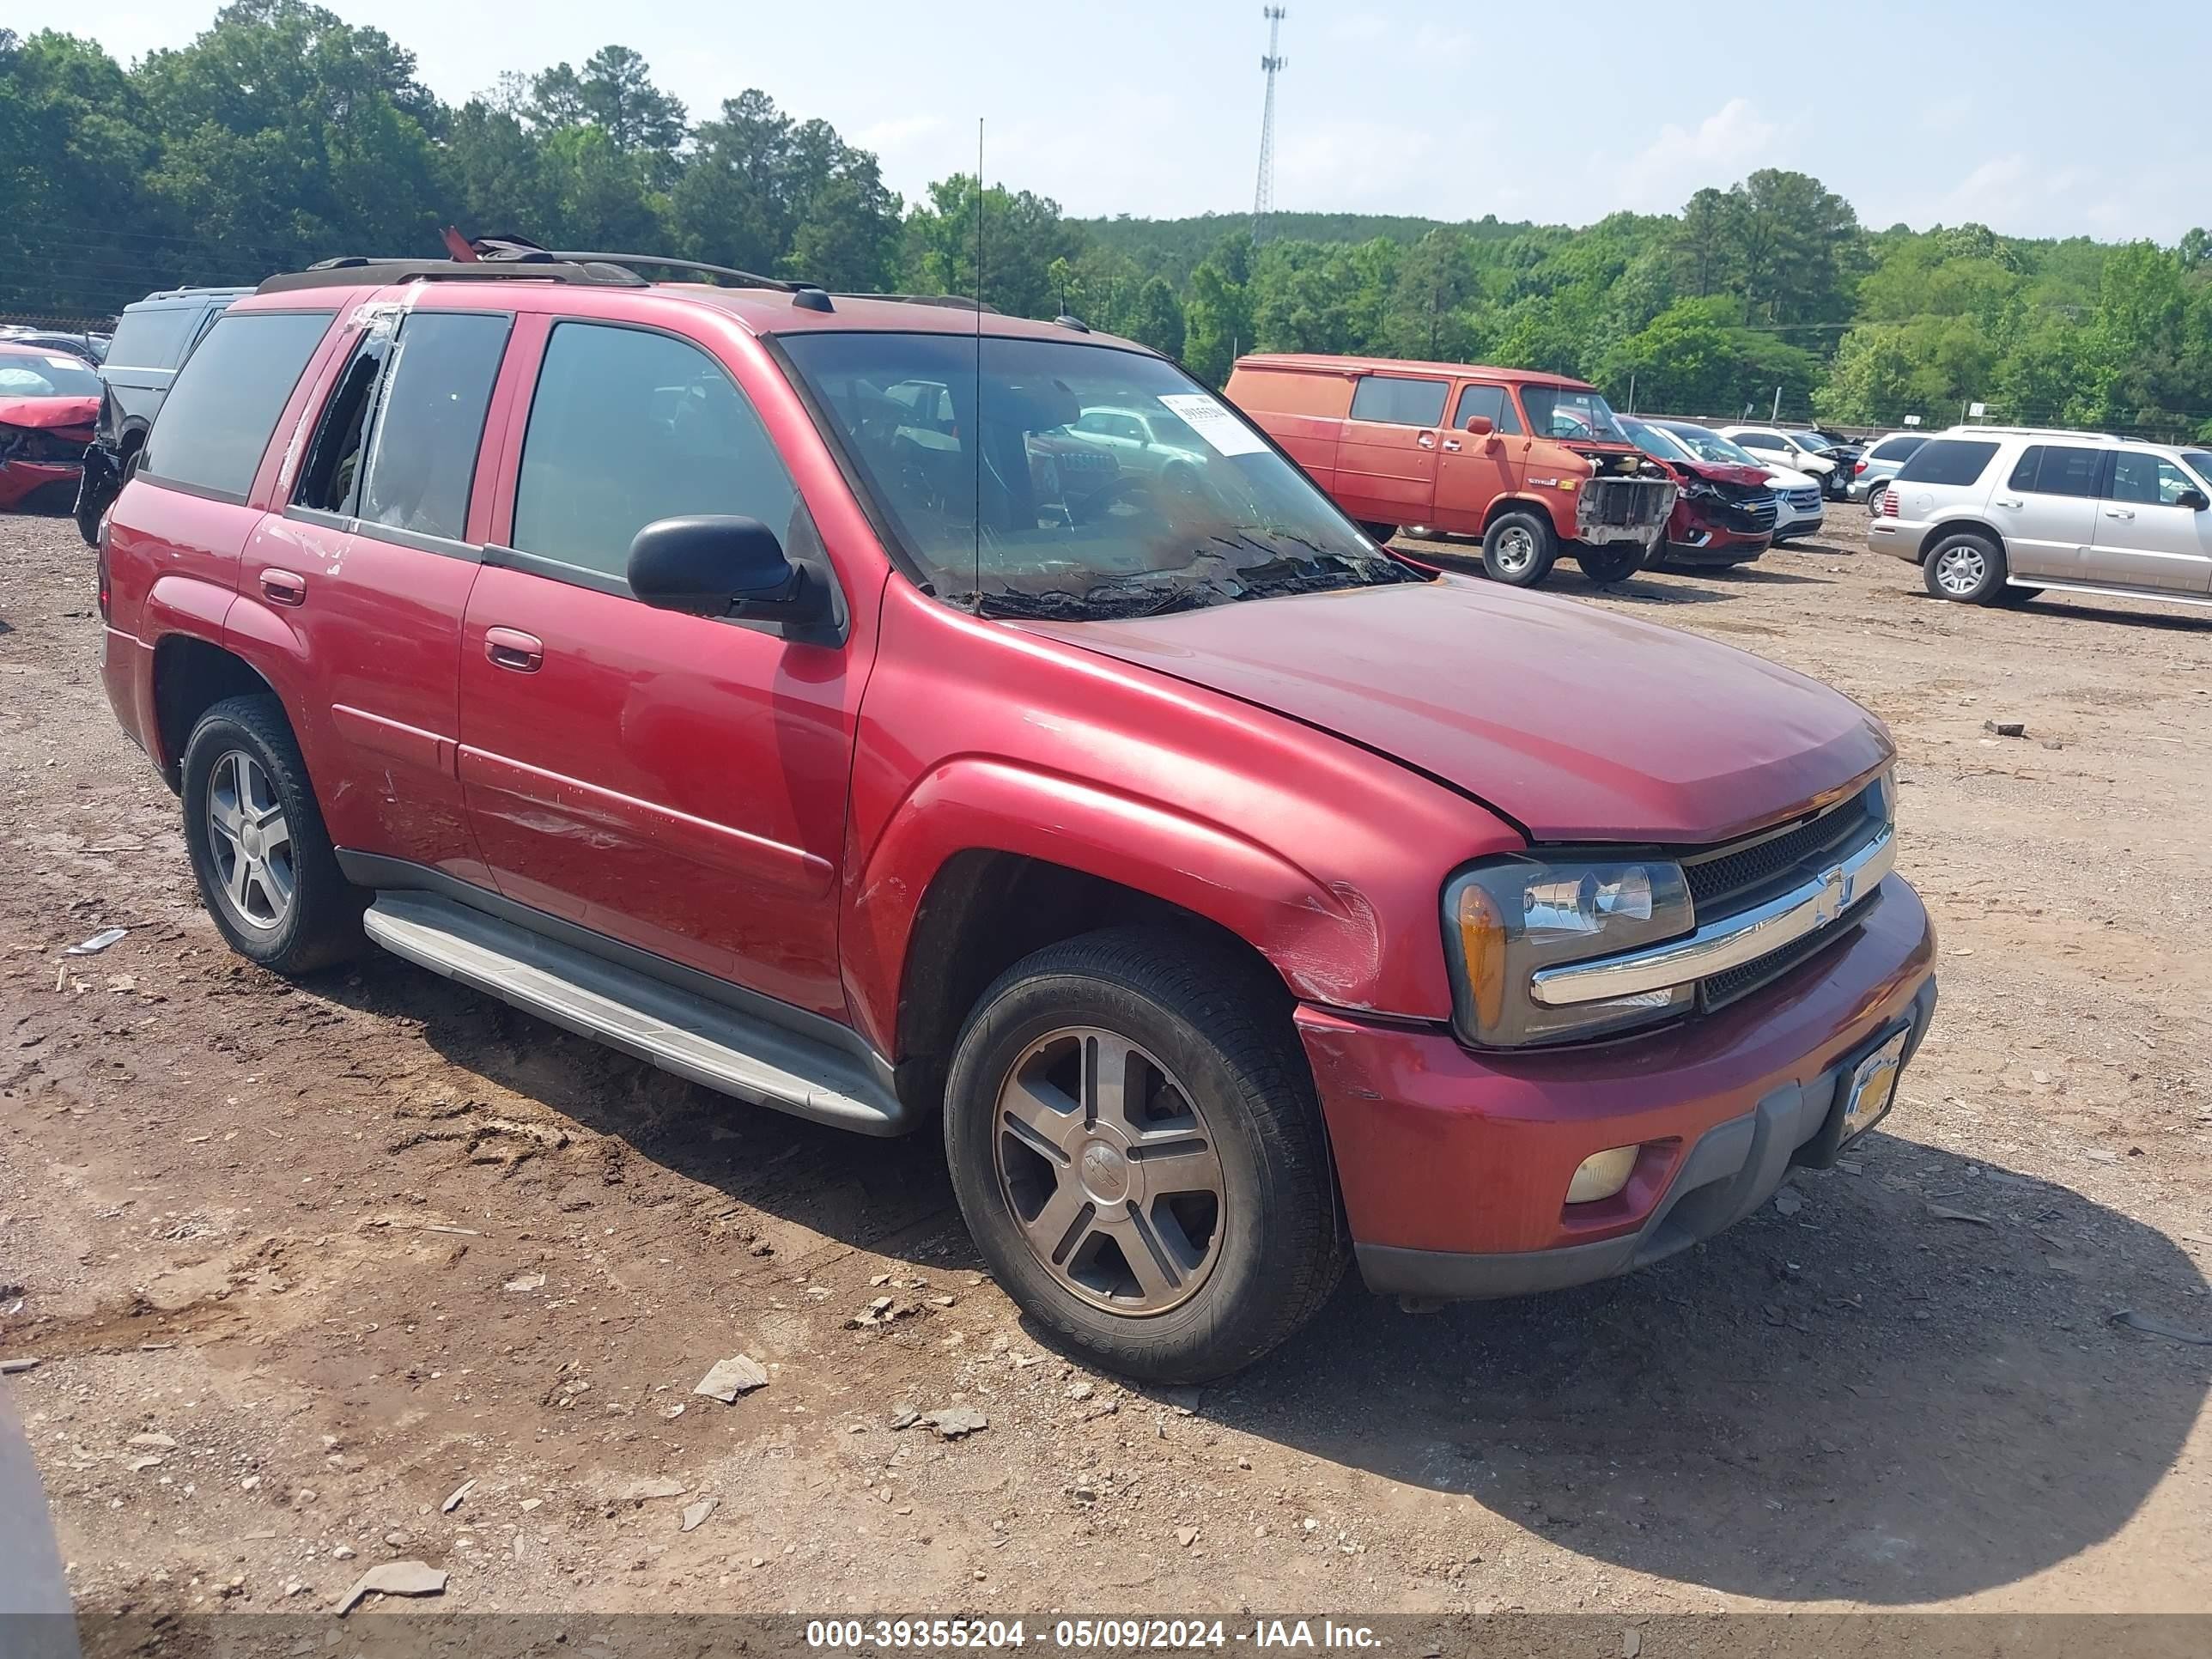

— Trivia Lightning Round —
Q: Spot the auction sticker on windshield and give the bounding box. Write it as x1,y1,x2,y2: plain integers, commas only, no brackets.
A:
1156,392,1268,457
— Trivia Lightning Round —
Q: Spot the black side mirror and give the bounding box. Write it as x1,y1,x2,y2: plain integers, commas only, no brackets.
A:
627,515,826,624
2177,488,2210,513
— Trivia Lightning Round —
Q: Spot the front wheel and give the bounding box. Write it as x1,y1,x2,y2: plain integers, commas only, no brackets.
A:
1482,510,1557,586
1574,544,1644,586
1922,532,2009,605
943,927,1346,1382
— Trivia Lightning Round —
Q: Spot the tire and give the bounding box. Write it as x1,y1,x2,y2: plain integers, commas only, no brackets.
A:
180,694,363,975
1921,531,2008,605
943,926,1346,1382
1574,544,1643,585
1481,509,1557,586
1357,521,1398,544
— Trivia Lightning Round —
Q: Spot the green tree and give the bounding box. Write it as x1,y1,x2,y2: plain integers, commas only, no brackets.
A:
902,174,1082,319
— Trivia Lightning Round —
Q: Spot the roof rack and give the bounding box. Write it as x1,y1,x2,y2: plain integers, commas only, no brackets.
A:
258,258,648,295
257,232,844,307
836,293,1000,313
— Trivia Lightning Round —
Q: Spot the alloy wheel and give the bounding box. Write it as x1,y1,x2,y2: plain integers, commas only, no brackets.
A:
991,1026,1226,1316
205,750,295,930
1934,544,1987,596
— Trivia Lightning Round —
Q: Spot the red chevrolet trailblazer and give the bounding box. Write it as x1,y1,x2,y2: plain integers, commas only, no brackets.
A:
94,244,1936,1380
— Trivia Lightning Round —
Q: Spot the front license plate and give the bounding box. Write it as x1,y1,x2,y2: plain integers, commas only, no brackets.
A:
1839,1029,1910,1143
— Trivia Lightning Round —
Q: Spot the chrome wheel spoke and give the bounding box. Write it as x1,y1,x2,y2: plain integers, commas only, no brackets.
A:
1000,1072,1084,1164
1024,1178,1093,1263
1098,1209,1185,1304
1128,1133,1223,1197
1084,1032,1140,1131
224,848,254,914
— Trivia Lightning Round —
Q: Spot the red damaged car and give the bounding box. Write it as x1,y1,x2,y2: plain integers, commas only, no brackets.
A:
94,250,1936,1380
0,343,102,514
1620,415,1778,569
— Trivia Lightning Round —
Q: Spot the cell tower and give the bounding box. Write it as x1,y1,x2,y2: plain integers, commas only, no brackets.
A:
1251,7,1286,242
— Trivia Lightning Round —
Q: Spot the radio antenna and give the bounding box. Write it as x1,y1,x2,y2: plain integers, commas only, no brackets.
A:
973,117,985,609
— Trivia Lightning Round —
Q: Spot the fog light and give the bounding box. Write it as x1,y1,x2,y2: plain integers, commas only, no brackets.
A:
1565,1145,1640,1205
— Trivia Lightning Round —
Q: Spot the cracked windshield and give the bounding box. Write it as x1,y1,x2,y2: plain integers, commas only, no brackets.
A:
781,331,1420,618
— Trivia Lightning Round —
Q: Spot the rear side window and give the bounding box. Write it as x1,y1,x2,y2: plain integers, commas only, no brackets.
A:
1869,434,1925,461
1452,383,1522,434
1895,439,1999,488
356,313,511,543
105,305,204,371
139,312,332,499
512,322,797,580
2007,444,2101,498
1350,376,1449,428
1736,431,1787,452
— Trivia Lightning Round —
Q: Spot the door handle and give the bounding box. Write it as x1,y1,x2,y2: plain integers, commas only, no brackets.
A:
1416,431,1436,450
2106,507,2136,520
1994,498,2024,509
1442,438,1462,453
258,568,307,606
484,627,544,672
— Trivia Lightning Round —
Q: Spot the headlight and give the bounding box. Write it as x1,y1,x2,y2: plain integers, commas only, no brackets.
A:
1444,856,1694,1047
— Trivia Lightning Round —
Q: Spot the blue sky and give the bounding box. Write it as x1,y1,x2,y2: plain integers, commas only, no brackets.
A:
21,0,2209,242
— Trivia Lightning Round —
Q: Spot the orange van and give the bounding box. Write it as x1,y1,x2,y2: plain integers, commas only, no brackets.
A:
1225,354,1677,587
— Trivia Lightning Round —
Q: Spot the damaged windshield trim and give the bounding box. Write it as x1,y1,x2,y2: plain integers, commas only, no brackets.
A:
777,327,1425,623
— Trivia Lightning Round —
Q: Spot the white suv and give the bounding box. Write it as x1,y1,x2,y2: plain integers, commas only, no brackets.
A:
1870,427,2212,611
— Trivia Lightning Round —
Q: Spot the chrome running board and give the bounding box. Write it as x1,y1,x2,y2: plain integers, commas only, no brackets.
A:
363,891,908,1135
2008,577,2212,610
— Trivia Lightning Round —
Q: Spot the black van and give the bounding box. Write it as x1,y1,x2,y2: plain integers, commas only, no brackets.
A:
73,286,250,544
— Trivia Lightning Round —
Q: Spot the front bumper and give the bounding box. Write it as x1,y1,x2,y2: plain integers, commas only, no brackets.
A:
0,459,82,513
1297,873,1936,1298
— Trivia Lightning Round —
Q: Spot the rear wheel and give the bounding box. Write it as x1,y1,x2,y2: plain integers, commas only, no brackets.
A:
181,695,363,975
1574,544,1643,586
1922,531,2008,605
1482,510,1557,586
943,927,1346,1382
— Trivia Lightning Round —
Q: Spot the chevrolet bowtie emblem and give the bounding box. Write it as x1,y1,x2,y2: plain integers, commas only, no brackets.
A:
1814,865,1850,926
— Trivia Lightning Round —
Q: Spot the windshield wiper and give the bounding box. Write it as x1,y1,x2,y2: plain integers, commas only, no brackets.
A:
971,574,1212,622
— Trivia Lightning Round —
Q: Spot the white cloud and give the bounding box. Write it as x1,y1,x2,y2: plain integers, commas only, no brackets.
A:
855,114,948,155
1616,98,1780,211
1275,118,1443,212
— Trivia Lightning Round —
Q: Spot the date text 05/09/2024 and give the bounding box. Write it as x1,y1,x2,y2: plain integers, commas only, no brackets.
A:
803,1620,1382,1650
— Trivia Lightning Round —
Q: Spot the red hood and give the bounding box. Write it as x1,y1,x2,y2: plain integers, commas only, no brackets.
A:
1674,458,1771,488
1023,575,1890,846
0,395,98,432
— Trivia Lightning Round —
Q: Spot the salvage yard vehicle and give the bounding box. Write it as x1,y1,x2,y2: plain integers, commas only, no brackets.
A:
0,342,101,514
94,248,1936,1381
1620,415,1776,568
1656,421,1826,544
1717,425,1854,500
73,285,250,544
1873,426,2212,611
1849,431,1929,503
1224,354,1676,587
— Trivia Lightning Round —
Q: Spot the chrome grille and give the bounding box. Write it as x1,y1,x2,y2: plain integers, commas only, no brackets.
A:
1684,781,1890,1009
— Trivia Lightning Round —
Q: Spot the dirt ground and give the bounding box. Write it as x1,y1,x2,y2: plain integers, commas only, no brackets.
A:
1,505,2209,1622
